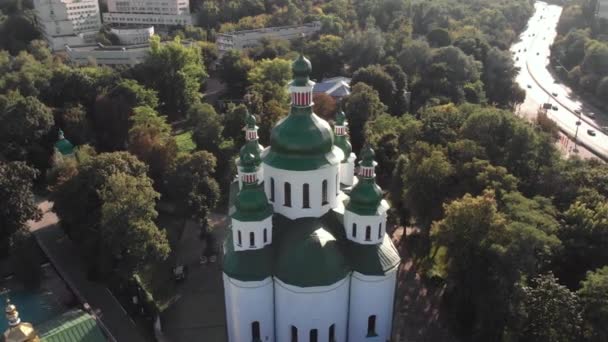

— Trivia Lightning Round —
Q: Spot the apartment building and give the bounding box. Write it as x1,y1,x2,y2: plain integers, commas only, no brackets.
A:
102,0,191,27
33,0,102,51
216,21,321,53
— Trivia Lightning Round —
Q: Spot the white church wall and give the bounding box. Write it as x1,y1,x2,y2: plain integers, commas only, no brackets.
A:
348,268,398,342
274,277,350,342
263,163,340,220
223,275,275,342
339,153,356,186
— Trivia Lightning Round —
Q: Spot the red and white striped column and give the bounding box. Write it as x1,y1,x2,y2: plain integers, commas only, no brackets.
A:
289,86,314,107
242,172,257,184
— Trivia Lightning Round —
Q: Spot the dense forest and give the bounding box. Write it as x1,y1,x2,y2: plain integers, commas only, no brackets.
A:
551,0,608,109
1,0,608,340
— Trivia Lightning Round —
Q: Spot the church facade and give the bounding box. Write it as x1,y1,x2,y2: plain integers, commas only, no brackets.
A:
222,55,401,342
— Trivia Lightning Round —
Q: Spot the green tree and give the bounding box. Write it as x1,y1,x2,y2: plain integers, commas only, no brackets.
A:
351,64,396,112
217,50,255,97
166,151,220,226
304,34,344,80
509,273,583,342
93,79,159,151
578,266,608,341
0,161,41,255
482,47,522,108
128,106,178,187
135,36,206,120
98,172,170,276
343,83,387,153
426,27,451,47
342,24,385,70
0,91,54,166
190,102,224,153
221,103,249,146
58,103,91,145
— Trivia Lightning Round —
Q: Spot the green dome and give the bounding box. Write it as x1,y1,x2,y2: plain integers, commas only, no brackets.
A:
223,231,273,281
232,182,273,221
246,113,257,129
264,106,339,171
54,129,74,155
238,141,262,169
334,110,352,162
347,147,383,215
275,217,349,287
292,55,312,86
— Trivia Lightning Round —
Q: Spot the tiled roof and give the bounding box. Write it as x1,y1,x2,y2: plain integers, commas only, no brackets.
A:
38,309,106,342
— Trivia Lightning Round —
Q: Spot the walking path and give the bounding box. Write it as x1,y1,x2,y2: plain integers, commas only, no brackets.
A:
28,200,148,342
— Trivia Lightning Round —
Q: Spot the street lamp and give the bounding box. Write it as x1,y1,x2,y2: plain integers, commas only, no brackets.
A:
574,119,581,153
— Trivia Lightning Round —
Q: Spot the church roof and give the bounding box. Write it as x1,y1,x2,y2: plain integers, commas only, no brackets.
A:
223,230,274,282
54,130,74,156
346,147,383,215
274,216,349,287
348,235,401,276
37,310,105,342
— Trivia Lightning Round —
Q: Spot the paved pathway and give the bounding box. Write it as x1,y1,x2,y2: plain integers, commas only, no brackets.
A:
160,213,228,342
28,200,149,342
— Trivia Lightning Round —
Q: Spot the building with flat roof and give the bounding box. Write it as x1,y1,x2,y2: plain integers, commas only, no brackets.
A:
33,0,102,51
216,21,321,53
110,26,154,45
102,0,191,27
598,0,608,19
65,43,150,65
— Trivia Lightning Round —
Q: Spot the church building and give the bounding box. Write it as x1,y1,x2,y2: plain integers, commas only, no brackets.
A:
222,55,401,342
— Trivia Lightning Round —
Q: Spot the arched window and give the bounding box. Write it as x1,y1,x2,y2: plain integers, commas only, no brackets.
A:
365,226,371,241
270,178,275,202
352,223,357,238
291,326,298,342
251,321,260,340
249,232,255,247
310,329,318,342
378,222,382,239
263,229,267,243
329,324,335,342
237,230,242,246
367,315,377,336
284,182,292,207
302,183,310,208
322,180,328,205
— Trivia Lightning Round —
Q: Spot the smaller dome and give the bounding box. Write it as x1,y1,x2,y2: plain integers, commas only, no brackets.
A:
347,146,383,215
239,151,256,173
292,55,312,78
360,146,376,167
232,184,273,221
335,110,346,126
245,113,257,129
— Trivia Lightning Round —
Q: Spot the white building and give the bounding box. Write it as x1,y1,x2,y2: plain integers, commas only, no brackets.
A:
216,21,321,53
110,26,154,45
598,0,608,19
103,0,191,27
33,0,102,51
65,43,149,65
223,55,401,342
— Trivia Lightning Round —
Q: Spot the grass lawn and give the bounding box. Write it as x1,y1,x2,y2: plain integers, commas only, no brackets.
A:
175,131,196,153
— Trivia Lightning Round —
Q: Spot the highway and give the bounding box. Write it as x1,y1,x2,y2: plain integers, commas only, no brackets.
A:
511,1,608,159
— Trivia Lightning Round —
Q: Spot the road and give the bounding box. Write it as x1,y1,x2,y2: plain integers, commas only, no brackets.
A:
511,1,608,159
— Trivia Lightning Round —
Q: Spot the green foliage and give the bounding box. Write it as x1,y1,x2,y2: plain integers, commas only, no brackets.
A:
135,36,206,120
508,273,583,342
351,64,396,112
304,35,344,80
217,50,255,97
175,131,196,153
166,151,220,226
128,106,178,187
98,172,170,275
10,230,43,289
578,266,608,341
0,161,41,255
0,90,54,166
343,83,387,153
189,102,224,153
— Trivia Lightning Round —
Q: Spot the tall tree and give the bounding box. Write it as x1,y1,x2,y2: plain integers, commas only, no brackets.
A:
578,266,608,341
217,50,255,97
343,83,387,153
0,161,41,255
135,36,206,120
189,102,224,153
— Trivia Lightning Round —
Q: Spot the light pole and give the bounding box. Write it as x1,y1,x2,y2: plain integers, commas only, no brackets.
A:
574,119,581,153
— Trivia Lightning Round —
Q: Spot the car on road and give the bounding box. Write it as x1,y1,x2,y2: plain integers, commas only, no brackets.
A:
524,49,527,52
587,112,596,118
551,92,558,96
516,57,519,61
537,52,540,55
587,129,596,136
574,110,581,115
527,84,532,88
552,106,558,111
602,126,608,134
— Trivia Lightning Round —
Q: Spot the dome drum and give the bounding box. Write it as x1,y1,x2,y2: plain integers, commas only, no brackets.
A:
231,216,273,251
264,163,340,220
344,207,388,245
